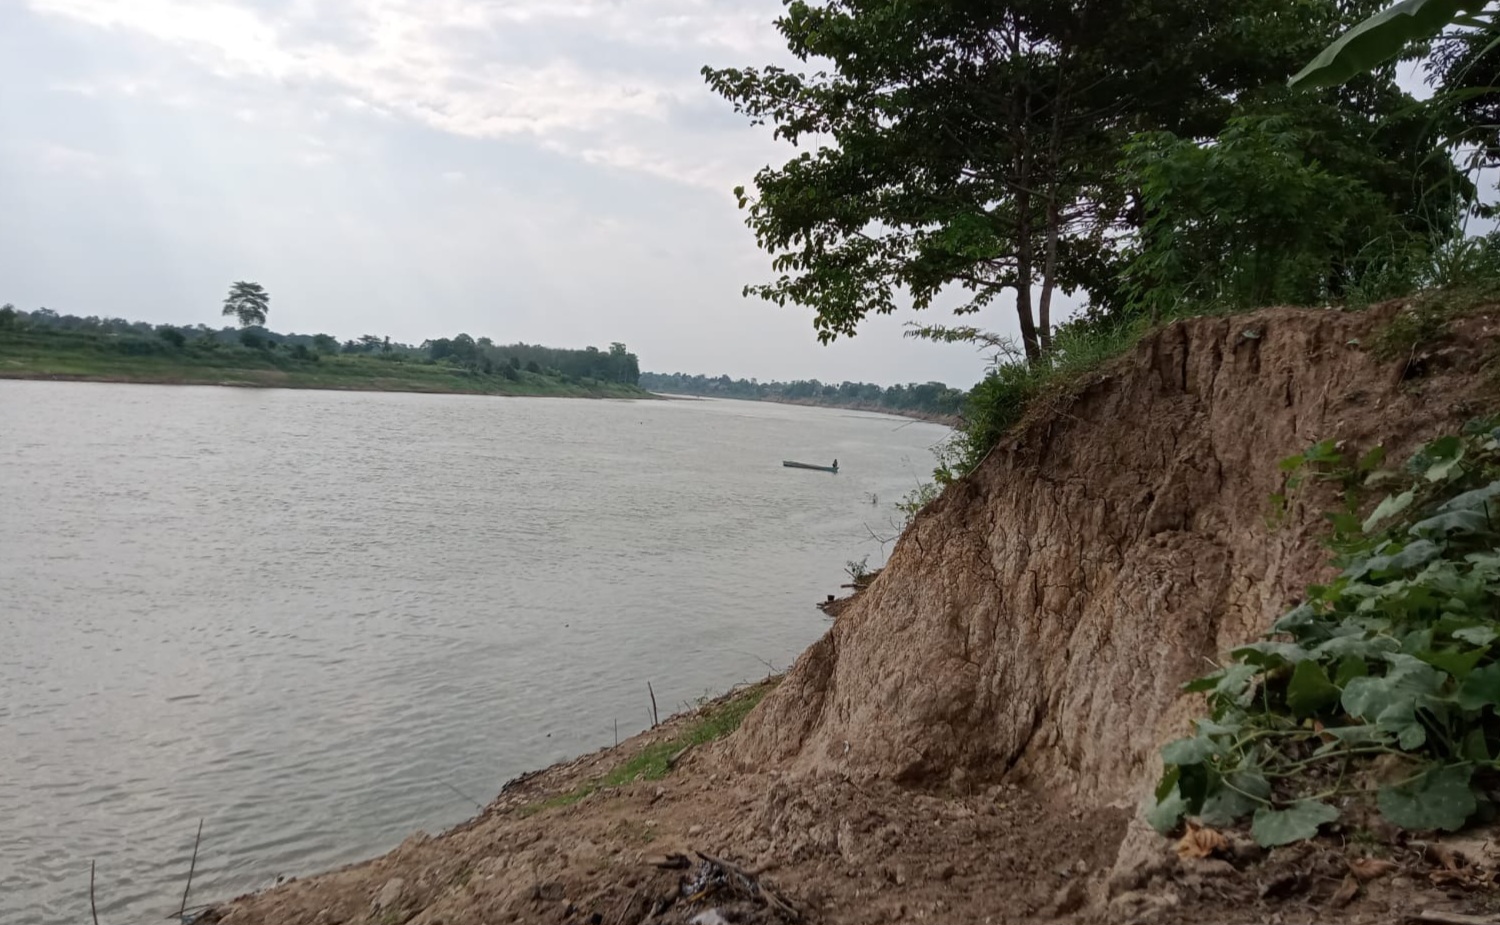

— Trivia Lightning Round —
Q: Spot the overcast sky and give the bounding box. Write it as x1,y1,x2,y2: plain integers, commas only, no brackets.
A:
0,0,1014,387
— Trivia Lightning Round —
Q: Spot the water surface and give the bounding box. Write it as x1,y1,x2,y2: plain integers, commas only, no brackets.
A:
0,381,948,925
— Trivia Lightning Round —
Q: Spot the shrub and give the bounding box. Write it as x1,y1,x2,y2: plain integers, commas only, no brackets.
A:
1153,421,1500,845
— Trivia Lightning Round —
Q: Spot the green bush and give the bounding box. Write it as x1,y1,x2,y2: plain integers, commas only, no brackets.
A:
1153,421,1500,846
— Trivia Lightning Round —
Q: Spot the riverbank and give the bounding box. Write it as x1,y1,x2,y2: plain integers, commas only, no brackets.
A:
646,391,958,425
200,304,1500,925
199,625,1496,925
0,335,649,399
201,673,1134,925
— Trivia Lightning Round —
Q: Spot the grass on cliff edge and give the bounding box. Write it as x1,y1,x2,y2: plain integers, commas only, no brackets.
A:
930,284,1500,492
523,679,778,816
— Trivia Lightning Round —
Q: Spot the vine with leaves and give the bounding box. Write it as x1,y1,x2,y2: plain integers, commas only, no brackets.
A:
1154,419,1500,847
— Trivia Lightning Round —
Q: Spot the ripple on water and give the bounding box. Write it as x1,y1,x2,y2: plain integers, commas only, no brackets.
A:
0,383,951,925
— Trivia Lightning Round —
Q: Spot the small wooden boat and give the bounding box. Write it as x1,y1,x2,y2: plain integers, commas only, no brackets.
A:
784,460,839,473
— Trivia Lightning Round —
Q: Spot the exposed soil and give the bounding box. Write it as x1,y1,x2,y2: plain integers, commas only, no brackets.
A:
206,302,1500,925
207,683,1500,925
734,303,1500,803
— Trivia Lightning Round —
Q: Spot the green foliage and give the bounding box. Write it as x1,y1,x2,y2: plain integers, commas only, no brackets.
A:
931,315,1147,483
157,327,186,349
1153,421,1500,844
640,371,965,418
222,280,269,328
844,556,881,589
1125,114,1414,315
0,325,647,399
1290,0,1493,90
1373,262,1500,360
705,0,1386,361
526,681,776,815
896,481,942,529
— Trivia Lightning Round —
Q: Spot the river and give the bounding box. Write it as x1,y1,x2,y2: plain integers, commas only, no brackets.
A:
0,380,949,925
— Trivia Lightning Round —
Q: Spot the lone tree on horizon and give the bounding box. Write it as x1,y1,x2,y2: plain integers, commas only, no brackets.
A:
222,281,269,328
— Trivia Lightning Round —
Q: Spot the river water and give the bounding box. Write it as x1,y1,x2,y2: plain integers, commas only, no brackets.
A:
0,380,948,925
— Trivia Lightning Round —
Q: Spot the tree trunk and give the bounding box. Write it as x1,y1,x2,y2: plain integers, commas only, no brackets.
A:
1015,189,1041,363
1038,193,1060,356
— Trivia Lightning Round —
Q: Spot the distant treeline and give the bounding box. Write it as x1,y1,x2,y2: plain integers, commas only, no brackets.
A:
1,306,640,385
639,371,966,418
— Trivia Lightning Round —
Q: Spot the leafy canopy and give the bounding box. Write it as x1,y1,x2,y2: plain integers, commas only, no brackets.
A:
222,281,269,329
1289,0,1494,90
705,0,1388,361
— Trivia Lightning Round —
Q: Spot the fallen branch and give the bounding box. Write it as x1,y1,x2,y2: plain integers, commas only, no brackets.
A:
666,744,694,771
647,682,660,729
90,860,100,925
696,851,802,923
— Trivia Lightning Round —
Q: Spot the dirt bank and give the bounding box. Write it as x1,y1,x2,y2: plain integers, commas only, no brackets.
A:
732,304,1499,799
209,303,1500,925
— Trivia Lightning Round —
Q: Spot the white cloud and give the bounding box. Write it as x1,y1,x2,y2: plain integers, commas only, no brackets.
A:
27,142,110,181
24,0,788,188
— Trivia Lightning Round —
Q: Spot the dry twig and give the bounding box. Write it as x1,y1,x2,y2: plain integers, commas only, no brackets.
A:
180,818,204,919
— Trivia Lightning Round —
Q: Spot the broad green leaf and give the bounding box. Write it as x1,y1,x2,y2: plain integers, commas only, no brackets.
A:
1178,763,1212,811
1380,540,1443,574
1315,635,1399,661
1358,446,1387,474
1161,735,1221,766
1363,489,1416,533
1343,658,1446,721
1149,785,1188,834
1154,764,1181,803
1199,770,1272,827
1453,626,1499,646
1456,662,1500,710
1251,800,1339,847
1182,672,1224,694
1210,663,1261,708
1463,728,1490,762
1374,699,1427,749
1287,659,1341,717
1272,602,1320,635
1419,646,1488,680
1335,655,1370,687
1427,449,1466,483
1401,628,1436,656
1410,510,1490,538
1193,718,1239,737
1438,480,1500,514
1378,764,1476,832
1232,640,1312,669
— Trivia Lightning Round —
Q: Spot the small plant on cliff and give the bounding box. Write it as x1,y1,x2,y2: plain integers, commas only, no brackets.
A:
1153,419,1500,847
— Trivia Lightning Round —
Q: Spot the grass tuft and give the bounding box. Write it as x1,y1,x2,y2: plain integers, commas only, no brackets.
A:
522,680,776,815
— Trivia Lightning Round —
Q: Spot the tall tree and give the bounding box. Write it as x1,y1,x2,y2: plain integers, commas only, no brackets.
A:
706,0,1392,362
222,281,270,328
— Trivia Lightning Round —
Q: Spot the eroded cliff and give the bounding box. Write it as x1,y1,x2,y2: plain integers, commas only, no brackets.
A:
732,304,1499,804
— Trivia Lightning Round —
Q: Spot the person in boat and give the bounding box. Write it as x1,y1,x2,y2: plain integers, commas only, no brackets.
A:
832,459,838,471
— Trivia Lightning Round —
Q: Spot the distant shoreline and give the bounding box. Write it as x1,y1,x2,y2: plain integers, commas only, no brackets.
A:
0,368,651,400
647,391,958,426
